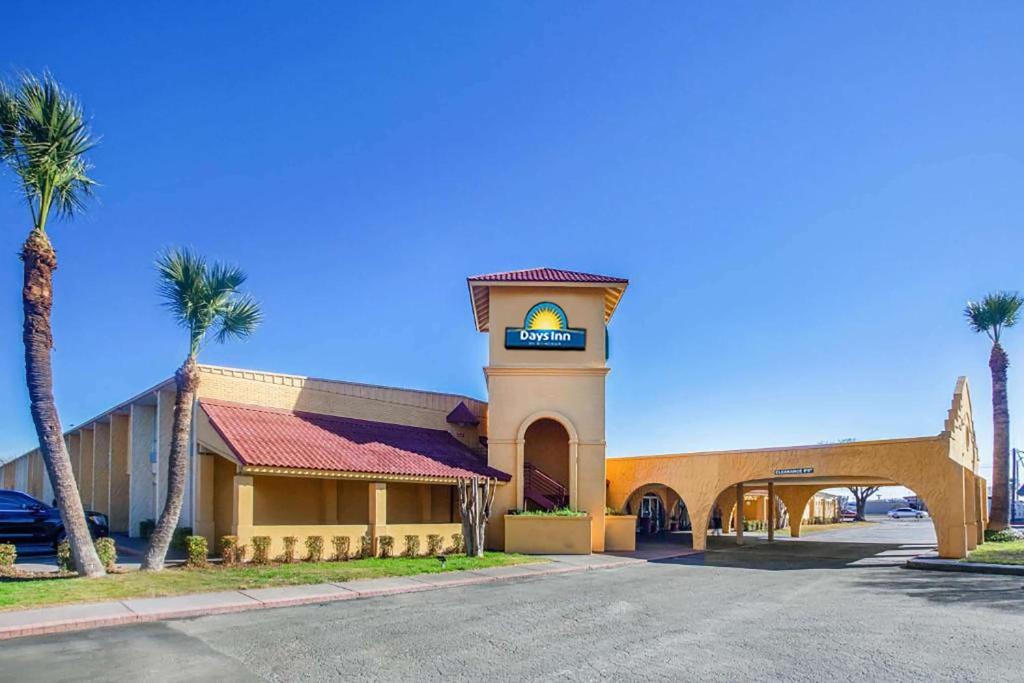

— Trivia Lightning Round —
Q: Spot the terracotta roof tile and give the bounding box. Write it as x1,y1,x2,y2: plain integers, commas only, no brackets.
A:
467,267,627,284
200,399,508,481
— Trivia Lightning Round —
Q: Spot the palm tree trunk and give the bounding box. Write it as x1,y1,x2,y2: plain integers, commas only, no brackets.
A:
141,356,198,570
988,342,1010,530
21,230,105,577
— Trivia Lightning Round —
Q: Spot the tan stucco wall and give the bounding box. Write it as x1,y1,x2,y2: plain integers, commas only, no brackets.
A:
505,515,593,554
483,284,612,552
604,515,637,551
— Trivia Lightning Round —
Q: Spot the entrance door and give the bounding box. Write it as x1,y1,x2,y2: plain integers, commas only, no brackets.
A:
639,493,663,534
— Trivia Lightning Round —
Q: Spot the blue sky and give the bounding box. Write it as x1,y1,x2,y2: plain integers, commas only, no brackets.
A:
1,4,1022,495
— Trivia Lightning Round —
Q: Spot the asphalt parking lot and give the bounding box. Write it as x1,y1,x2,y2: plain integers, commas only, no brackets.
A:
3,520,1022,681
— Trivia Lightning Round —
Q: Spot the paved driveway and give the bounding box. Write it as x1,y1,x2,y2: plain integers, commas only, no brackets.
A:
2,521,1020,681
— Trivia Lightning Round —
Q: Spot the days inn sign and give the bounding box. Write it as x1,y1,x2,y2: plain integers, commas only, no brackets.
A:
505,302,586,350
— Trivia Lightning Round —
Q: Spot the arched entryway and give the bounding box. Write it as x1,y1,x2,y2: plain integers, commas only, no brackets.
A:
623,483,696,547
522,418,571,511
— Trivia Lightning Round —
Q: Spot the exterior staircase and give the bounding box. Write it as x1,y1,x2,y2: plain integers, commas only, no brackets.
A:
523,463,569,510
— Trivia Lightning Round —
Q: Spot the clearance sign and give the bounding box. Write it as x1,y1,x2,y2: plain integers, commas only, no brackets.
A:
505,302,586,350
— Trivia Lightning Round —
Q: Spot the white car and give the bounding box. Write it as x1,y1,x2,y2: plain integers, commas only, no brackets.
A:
888,507,928,519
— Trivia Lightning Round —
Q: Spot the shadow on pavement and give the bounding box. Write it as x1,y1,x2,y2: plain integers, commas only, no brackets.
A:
654,537,933,571
853,568,1024,612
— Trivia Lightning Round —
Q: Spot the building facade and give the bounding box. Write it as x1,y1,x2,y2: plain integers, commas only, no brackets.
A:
0,268,987,559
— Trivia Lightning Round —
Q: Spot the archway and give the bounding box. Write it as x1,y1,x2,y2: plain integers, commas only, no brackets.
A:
522,418,571,511
622,483,695,547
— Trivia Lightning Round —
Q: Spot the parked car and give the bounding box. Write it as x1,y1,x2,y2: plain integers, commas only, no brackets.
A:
839,507,858,521
0,489,108,547
888,507,928,519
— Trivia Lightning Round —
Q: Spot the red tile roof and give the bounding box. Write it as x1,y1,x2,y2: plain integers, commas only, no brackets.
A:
467,267,627,284
200,399,509,481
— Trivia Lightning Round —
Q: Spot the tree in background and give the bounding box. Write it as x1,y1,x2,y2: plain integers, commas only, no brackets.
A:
0,73,105,577
847,486,880,521
965,291,1023,530
142,249,261,570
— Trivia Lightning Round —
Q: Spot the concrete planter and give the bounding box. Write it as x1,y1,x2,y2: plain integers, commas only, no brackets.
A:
604,515,637,551
504,514,593,554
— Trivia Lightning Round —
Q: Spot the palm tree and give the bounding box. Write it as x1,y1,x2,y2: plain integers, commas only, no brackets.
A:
0,73,105,576
142,248,261,570
965,291,1024,531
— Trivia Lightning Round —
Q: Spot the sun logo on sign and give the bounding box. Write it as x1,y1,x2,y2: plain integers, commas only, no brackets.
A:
524,302,568,331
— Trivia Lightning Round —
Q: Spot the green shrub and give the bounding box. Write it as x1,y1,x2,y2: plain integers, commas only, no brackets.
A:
404,535,420,557
305,535,324,562
332,536,351,561
171,526,193,551
56,540,73,572
984,528,1024,543
252,536,271,565
426,534,444,556
185,536,208,568
140,519,156,539
511,507,586,517
95,537,117,571
450,532,464,554
282,536,299,563
359,533,373,559
378,535,394,558
0,543,16,575
220,535,240,565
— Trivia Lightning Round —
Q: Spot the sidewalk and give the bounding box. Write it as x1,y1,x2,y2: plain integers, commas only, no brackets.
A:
0,548,696,641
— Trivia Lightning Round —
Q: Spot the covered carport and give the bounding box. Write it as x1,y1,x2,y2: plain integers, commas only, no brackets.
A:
607,378,986,559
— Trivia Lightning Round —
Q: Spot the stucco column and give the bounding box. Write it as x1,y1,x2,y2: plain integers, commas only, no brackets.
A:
775,486,819,539
767,482,775,542
195,453,216,545
369,482,387,555
964,471,978,551
232,475,254,546
568,439,579,511
975,477,986,545
515,439,525,509
735,484,745,545
689,502,712,552
321,479,338,524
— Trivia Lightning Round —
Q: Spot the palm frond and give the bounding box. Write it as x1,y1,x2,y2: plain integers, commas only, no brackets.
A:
0,71,97,229
964,291,1023,343
156,248,261,355
215,296,262,344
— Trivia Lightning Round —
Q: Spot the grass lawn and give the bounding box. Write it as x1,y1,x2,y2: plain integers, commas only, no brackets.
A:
0,552,541,612
966,540,1024,565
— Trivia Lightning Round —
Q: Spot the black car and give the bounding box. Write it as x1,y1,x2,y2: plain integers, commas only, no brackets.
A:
0,489,109,548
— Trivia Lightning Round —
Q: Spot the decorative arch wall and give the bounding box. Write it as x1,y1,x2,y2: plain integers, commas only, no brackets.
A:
516,411,580,510
607,378,985,559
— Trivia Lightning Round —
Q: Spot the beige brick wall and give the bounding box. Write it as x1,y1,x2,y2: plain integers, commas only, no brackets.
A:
195,365,486,435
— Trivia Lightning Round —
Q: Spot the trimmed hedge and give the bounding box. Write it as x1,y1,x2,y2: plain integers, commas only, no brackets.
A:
306,535,324,562
185,536,209,568
404,535,420,558
252,536,271,565
426,534,444,556
220,535,241,566
378,535,394,558
0,543,15,575
332,536,351,561
95,537,117,572
282,536,299,563
56,540,73,572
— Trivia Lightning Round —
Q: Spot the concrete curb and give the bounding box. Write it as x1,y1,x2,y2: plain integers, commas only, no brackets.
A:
905,558,1024,576
0,554,659,642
